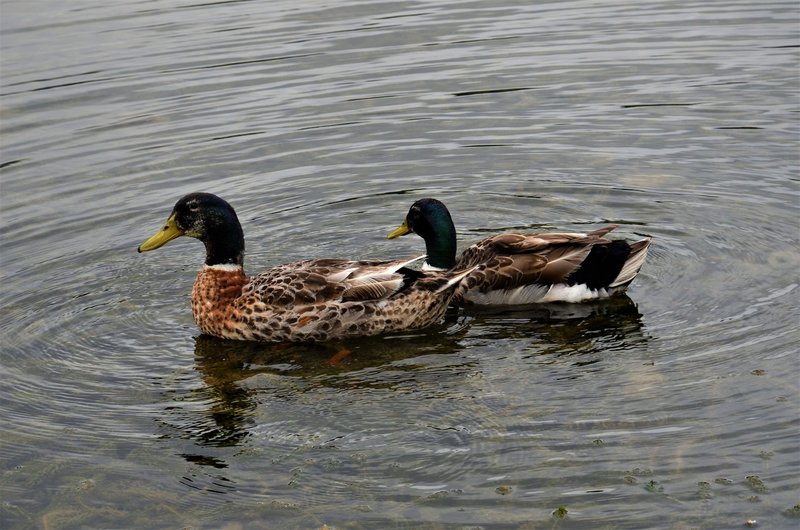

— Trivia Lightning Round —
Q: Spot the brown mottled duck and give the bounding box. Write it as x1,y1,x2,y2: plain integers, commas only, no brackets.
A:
138,193,471,342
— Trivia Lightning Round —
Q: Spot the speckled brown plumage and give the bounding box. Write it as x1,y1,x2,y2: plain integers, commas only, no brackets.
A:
139,193,470,342
189,260,467,342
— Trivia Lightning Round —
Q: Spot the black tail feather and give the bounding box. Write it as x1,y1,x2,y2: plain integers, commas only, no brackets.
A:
566,240,631,289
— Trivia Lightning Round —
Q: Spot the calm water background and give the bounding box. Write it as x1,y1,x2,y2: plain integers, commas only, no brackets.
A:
1,0,798,528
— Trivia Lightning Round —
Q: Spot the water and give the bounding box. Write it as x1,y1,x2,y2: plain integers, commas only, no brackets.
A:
1,0,798,528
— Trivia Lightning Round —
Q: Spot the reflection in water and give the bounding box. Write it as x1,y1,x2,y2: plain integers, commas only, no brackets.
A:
167,296,645,469
530,295,648,360
163,328,469,467
463,294,648,357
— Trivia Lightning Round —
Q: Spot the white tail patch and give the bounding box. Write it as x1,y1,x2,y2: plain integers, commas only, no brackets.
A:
610,238,651,288
464,283,611,305
540,284,610,303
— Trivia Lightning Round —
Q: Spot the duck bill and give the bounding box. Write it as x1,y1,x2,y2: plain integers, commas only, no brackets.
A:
138,214,183,252
387,219,411,239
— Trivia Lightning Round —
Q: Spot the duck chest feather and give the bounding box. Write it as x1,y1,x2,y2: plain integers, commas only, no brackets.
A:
191,265,250,337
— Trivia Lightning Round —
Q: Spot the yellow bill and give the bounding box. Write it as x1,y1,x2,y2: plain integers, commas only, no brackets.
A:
138,214,183,252
387,219,411,239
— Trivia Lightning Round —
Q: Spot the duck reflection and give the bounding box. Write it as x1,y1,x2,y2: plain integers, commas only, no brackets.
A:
193,321,470,380
464,294,649,361
178,324,469,452
169,296,645,467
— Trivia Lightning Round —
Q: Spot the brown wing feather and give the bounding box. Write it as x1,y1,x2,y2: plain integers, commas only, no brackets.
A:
341,275,404,302
246,265,345,306
535,244,596,284
587,224,619,238
460,254,547,293
455,229,618,290
245,258,446,307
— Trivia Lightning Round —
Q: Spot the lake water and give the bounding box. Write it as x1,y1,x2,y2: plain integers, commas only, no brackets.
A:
1,0,798,528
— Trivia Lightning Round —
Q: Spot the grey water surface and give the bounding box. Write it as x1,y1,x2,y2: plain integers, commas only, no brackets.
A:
1,1,798,529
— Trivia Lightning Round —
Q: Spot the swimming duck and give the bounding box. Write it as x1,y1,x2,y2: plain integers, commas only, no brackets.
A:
138,193,471,342
387,198,651,305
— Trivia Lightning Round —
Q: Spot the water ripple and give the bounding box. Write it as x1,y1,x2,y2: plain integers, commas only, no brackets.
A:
1,0,798,528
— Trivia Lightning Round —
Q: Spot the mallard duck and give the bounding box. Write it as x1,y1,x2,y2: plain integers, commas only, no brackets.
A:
387,198,651,305
138,193,472,342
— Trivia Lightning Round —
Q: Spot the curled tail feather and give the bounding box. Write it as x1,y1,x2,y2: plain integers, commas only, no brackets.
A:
611,238,651,288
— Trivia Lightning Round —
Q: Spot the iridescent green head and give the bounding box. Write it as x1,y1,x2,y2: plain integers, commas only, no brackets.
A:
388,198,457,269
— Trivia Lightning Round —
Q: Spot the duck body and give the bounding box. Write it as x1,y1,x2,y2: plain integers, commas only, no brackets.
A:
388,198,651,306
190,259,462,342
139,193,469,342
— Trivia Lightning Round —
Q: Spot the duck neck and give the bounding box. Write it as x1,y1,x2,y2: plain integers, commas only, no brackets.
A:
202,222,245,267
420,218,457,270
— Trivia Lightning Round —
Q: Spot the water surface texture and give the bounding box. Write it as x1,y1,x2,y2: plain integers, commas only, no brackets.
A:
1,1,798,529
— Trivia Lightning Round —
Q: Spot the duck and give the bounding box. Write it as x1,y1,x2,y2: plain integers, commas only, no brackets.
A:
387,198,651,306
138,193,472,342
